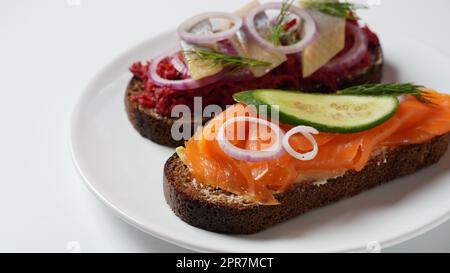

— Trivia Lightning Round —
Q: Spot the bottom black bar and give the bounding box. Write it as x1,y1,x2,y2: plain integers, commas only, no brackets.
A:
0,253,442,271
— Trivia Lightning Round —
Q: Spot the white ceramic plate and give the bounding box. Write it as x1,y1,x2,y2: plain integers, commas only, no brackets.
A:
70,31,450,253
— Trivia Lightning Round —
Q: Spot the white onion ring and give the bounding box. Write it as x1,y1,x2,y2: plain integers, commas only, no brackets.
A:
217,117,285,162
148,47,226,90
282,126,319,161
178,12,243,44
324,23,368,72
244,2,318,55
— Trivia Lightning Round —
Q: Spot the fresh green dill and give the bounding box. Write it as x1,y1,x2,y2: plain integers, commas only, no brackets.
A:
270,0,296,46
183,49,272,70
302,0,367,19
337,83,434,104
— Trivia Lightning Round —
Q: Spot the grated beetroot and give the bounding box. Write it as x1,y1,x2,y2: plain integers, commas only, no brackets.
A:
130,22,380,117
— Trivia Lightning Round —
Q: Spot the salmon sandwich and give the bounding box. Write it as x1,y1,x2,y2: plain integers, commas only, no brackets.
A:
164,84,450,234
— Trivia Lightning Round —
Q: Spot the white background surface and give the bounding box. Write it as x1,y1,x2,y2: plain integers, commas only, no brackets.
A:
0,0,449,253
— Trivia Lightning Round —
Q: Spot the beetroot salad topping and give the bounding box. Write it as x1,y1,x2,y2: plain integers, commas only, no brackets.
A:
130,22,381,117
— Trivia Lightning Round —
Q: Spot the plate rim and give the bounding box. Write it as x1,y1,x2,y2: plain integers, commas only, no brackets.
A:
69,30,450,253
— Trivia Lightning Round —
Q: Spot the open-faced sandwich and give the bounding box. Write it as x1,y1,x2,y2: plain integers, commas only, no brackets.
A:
126,0,383,146
164,84,450,234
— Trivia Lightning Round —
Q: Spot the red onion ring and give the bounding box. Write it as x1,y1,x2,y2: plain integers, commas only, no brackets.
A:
178,12,243,44
170,53,189,76
244,2,318,55
324,23,368,72
148,47,226,90
217,40,239,56
282,126,319,161
217,117,285,163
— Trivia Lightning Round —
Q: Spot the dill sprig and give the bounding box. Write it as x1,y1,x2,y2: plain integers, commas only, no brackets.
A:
302,0,367,20
337,83,434,104
183,49,272,70
270,0,295,46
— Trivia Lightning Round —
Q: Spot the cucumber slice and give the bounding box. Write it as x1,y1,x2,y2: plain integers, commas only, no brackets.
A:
233,89,399,133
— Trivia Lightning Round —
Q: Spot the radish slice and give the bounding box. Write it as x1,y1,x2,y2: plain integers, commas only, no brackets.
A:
244,2,318,55
324,23,368,72
217,117,285,162
148,47,226,90
283,126,319,161
178,12,243,44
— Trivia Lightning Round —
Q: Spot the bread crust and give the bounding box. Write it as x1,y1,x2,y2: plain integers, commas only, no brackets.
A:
125,48,383,147
125,77,184,147
163,134,449,234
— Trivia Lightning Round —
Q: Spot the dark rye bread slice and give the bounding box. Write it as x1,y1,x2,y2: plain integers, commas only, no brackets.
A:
125,77,184,147
125,47,383,147
125,77,210,147
163,134,449,234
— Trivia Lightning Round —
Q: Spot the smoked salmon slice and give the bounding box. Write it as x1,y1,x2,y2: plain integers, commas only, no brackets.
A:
181,92,450,204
